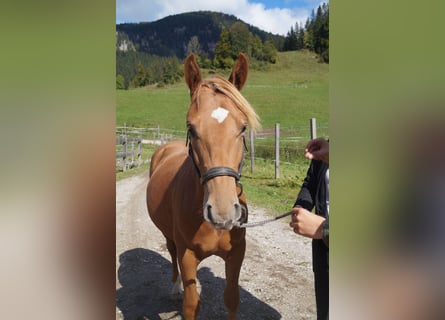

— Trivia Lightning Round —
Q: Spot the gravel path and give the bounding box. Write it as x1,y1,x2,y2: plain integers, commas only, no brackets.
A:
116,170,316,319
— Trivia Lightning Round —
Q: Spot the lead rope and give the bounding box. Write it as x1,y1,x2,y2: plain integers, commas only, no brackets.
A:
236,211,293,228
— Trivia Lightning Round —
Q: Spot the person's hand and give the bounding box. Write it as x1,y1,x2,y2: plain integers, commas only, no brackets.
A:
304,137,329,164
289,206,325,239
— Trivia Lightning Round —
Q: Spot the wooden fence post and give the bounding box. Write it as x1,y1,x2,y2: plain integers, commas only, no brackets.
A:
310,118,317,139
275,123,280,179
137,137,142,166
249,130,255,173
116,126,145,171
122,134,127,172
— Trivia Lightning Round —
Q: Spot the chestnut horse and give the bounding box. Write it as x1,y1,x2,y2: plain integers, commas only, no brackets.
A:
146,53,260,319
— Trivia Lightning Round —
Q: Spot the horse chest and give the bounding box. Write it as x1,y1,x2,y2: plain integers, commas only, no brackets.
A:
189,228,234,258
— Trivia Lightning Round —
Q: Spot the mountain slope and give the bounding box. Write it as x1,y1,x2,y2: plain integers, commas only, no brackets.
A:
116,11,285,59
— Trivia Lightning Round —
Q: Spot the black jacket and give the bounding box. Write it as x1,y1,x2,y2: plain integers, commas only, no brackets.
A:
293,159,329,273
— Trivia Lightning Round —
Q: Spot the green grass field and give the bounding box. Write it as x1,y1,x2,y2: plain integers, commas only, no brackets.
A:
116,50,328,216
117,50,328,130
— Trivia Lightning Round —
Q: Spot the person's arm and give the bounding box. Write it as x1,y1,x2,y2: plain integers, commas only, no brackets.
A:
293,160,317,210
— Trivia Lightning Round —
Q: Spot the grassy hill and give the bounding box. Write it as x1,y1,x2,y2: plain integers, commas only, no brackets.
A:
116,50,328,214
116,50,328,131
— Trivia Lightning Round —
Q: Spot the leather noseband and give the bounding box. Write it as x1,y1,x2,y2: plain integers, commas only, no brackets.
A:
200,166,240,184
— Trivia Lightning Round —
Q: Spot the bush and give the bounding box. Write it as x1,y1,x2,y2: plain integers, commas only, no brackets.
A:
116,74,126,90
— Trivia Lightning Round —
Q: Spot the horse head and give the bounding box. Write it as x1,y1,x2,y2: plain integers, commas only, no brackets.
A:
184,53,260,230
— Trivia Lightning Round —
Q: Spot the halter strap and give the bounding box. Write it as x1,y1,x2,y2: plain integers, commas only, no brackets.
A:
200,166,240,184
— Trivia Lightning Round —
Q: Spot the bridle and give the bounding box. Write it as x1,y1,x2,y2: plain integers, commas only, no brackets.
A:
186,131,293,229
186,130,247,196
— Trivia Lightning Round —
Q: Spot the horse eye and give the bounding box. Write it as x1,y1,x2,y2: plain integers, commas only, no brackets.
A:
188,125,197,138
240,125,247,134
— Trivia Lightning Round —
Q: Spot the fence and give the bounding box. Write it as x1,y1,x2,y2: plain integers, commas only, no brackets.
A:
116,126,184,145
115,125,185,172
249,119,328,161
249,118,328,178
116,118,328,175
116,126,142,171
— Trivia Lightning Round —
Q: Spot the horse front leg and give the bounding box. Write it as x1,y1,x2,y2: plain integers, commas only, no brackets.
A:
166,237,183,299
224,238,246,320
178,247,201,320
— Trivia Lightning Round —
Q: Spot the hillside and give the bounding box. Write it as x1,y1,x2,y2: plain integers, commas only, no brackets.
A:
116,50,328,131
116,11,285,59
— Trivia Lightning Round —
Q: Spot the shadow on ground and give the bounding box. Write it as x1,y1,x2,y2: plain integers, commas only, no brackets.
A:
116,248,281,320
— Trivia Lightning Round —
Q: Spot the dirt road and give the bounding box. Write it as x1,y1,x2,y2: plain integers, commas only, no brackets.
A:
116,170,316,319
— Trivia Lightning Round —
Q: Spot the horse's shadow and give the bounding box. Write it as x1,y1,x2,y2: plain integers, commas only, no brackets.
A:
116,248,281,320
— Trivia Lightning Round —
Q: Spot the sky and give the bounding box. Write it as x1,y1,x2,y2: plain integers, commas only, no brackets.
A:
116,0,325,36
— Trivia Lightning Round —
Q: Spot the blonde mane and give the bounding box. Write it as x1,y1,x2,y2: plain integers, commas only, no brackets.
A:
195,76,261,132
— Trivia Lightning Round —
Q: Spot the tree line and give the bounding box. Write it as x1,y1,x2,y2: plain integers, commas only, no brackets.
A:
116,52,183,89
116,22,278,89
283,2,329,63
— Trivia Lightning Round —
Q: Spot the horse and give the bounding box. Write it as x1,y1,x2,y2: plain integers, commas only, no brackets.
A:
146,53,260,320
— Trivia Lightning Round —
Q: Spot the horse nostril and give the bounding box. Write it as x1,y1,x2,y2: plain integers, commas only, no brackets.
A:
206,204,213,222
234,203,242,220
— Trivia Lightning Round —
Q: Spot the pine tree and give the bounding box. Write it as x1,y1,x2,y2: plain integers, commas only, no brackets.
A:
145,65,154,85
251,34,264,60
297,22,305,50
130,63,146,88
186,36,202,56
229,22,251,58
116,74,126,89
312,3,329,62
263,39,278,63
284,25,297,51
214,28,233,68
304,17,314,50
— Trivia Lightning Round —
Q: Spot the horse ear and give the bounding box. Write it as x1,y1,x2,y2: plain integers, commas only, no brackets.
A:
184,54,202,97
228,53,249,91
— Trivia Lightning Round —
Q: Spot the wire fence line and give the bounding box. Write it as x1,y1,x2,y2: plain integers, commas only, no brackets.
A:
116,124,328,144
116,120,328,172
116,126,184,144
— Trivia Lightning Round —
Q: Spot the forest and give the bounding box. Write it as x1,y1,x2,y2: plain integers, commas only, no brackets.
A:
283,2,329,63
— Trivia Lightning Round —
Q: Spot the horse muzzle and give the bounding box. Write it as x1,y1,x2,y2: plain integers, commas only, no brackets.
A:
204,201,243,230
200,166,246,230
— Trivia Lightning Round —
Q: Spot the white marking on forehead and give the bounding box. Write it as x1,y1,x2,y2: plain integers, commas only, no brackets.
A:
211,107,229,123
